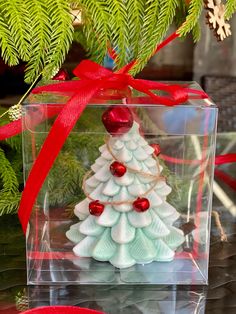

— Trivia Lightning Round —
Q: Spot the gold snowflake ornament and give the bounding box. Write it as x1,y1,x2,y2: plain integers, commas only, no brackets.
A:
205,0,231,41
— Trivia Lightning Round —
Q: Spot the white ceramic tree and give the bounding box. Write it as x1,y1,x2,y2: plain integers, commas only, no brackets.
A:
66,120,184,269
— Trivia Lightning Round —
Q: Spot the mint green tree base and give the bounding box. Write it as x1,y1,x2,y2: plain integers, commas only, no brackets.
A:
66,122,184,269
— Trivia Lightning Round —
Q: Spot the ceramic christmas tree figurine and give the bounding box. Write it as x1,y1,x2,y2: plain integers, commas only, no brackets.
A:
66,106,185,269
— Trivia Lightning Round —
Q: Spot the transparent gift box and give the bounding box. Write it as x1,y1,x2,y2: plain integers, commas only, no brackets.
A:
22,82,218,285
26,285,207,313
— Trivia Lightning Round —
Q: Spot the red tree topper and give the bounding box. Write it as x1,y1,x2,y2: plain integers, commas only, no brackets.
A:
102,106,133,135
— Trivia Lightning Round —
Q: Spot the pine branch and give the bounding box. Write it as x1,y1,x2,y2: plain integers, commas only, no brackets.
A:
0,191,21,215
43,0,74,79
5,135,22,152
0,108,22,152
10,154,23,186
73,28,88,49
0,0,30,61
0,14,19,66
0,147,19,194
79,0,110,64
48,152,86,206
225,0,236,20
174,0,188,27
132,0,179,75
126,0,145,59
131,0,160,73
192,20,201,42
177,0,203,37
107,0,130,67
24,0,51,83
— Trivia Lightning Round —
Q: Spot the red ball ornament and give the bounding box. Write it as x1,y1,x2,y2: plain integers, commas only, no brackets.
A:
102,106,133,135
110,161,127,177
133,197,150,212
150,143,161,156
89,200,104,216
53,69,69,81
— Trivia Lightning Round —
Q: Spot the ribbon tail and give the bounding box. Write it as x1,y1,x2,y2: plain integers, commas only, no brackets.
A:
0,106,65,141
18,84,100,234
215,153,236,165
0,119,23,140
129,80,175,106
215,168,236,191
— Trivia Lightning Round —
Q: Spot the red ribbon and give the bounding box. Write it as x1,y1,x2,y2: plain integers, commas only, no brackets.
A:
214,168,236,191
0,119,22,140
215,153,236,165
160,153,236,166
16,60,210,234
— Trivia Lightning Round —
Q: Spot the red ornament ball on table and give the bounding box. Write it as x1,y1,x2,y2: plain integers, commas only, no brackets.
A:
133,197,150,212
89,200,104,216
150,143,161,156
102,106,133,135
110,161,127,177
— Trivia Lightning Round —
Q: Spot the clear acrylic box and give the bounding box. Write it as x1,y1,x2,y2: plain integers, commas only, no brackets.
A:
26,285,207,313
22,82,218,285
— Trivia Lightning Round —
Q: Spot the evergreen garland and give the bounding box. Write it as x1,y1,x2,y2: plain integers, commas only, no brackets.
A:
0,0,235,81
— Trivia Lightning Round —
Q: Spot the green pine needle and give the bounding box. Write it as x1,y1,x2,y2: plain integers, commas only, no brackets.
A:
225,0,236,20
43,0,74,79
0,147,19,194
5,135,22,152
0,15,19,66
174,0,188,28
132,0,179,75
0,0,31,62
177,0,203,37
192,21,201,42
47,152,86,207
126,0,145,59
24,0,51,83
73,28,87,48
0,191,21,215
107,0,130,67
79,0,110,63
132,0,160,72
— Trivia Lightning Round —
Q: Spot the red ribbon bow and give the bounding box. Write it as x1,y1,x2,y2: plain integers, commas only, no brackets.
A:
11,60,209,233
